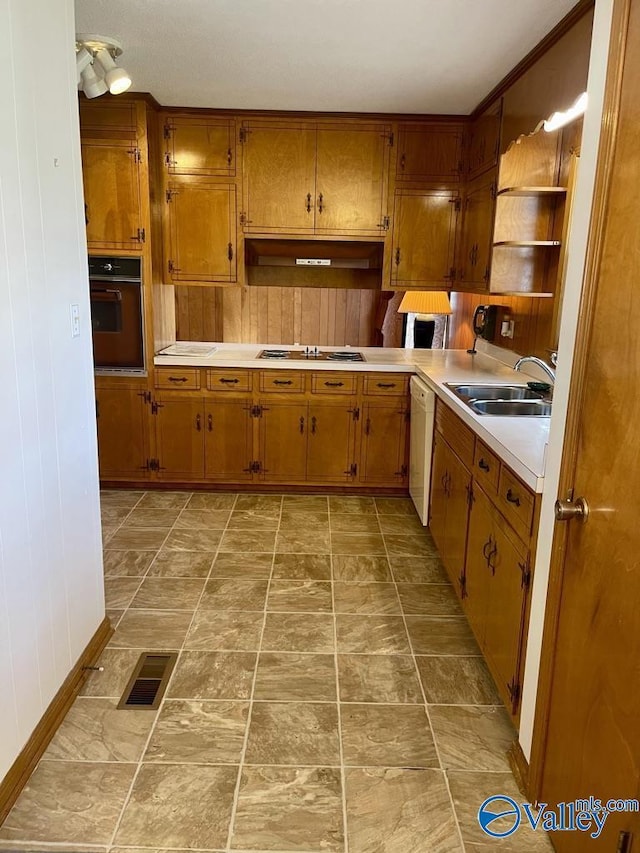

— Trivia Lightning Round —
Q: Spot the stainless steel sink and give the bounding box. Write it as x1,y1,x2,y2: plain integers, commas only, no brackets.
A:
446,384,544,401
470,399,552,416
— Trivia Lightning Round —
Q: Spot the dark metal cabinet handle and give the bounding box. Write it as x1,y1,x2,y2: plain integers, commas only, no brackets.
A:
399,153,406,171
478,458,490,472
274,379,293,386
324,381,344,387
506,489,521,507
195,414,201,431
377,382,396,389
219,377,239,384
227,147,233,166
227,243,234,261
395,248,401,266
168,376,188,383
487,542,498,574
318,193,324,214
208,414,213,432
364,417,371,436
306,193,312,213
299,416,305,434
311,416,317,434
85,203,89,225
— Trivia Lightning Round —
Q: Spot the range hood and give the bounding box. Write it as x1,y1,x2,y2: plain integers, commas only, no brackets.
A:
245,239,383,270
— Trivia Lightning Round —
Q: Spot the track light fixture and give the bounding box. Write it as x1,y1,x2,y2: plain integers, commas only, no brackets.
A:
76,35,132,99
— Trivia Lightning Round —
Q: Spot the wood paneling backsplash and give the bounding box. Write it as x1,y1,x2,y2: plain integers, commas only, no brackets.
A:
175,285,382,346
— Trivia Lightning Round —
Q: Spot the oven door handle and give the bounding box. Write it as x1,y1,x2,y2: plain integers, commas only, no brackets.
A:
91,288,123,301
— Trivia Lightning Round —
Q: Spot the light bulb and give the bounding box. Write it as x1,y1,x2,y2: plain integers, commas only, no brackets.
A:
95,49,132,95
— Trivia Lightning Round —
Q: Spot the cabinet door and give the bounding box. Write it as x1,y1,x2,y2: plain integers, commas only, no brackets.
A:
164,116,236,177
155,398,205,480
458,172,496,290
258,401,308,482
463,484,496,644
242,122,316,234
315,125,390,235
95,387,150,480
165,181,237,284
360,401,409,486
429,432,449,563
467,100,502,180
390,190,459,288
81,140,143,249
442,444,472,595
396,124,463,182
204,399,253,481
307,401,357,483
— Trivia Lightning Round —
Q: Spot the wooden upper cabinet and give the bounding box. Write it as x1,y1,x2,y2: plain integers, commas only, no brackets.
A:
163,115,236,177
241,121,317,234
81,140,144,249
467,100,503,180
165,180,237,284
396,124,464,183
314,124,391,236
241,120,390,236
390,189,459,288
457,171,497,291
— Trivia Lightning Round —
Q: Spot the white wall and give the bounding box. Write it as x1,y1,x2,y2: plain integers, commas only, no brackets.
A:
518,0,615,760
0,0,105,779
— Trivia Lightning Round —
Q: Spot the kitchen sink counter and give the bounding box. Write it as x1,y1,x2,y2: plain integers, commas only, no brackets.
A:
154,342,549,490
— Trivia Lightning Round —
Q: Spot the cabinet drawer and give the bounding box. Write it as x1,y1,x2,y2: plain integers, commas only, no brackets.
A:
363,374,410,396
207,369,252,392
259,371,305,393
311,372,357,394
435,400,475,470
473,441,500,493
497,467,535,541
155,368,201,390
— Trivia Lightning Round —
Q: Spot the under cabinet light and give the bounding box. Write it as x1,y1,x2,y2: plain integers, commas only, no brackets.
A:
543,92,588,132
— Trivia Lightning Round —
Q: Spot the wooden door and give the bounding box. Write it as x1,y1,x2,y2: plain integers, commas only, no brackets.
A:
396,124,463,182
429,432,449,571
390,190,459,288
359,401,409,486
533,2,640,847
81,140,143,249
154,397,205,480
463,483,495,642
258,401,308,481
467,100,502,180
458,172,496,290
442,441,472,595
315,125,390,235
165,180,236,284
164,116,236,177
242,122,316,234
307,401,357,483
95,387,150,480
204,399,253,481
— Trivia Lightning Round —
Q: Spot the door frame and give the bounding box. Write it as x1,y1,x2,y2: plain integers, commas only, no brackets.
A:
527,0,632,799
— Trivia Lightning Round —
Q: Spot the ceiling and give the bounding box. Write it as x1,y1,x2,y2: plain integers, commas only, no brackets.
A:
74,0,579,114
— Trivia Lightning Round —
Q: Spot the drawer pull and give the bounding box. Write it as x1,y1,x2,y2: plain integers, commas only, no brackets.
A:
478,458,490,472
506,488,521,507
324,381,344,387
168,376,188,383
376,382,396,389
219,377,239,384
274,379,293,386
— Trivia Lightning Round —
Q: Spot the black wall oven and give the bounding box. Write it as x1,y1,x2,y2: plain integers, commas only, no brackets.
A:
89,256,145,372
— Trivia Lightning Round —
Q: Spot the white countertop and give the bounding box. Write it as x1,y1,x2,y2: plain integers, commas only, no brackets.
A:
155,342,549,491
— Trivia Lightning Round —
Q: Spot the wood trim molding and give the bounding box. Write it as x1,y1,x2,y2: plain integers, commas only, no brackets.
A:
472,0,595,118
526,0,632,800
0,616,114,824
508,738,530,796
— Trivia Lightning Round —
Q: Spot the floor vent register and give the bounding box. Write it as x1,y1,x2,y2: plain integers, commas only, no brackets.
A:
117,652,178,710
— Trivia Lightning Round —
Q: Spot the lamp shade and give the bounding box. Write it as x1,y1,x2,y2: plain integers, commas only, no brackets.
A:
397,291,452,315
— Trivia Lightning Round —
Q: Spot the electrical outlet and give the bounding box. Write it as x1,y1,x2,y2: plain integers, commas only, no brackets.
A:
70,303,80,337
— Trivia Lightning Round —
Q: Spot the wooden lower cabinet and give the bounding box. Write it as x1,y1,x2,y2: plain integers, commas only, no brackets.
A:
259,401,308,482
95,386,150,480
307,401,356,483
204,399,253,481
465,484,530,716
154,397,205,480
429,431,472,595
359,401,409,486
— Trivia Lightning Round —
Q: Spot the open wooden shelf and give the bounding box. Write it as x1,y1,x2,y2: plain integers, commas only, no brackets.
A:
497,186,568,197
493,240,562,247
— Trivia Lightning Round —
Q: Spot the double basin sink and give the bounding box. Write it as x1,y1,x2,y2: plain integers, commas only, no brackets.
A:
445,384,552,417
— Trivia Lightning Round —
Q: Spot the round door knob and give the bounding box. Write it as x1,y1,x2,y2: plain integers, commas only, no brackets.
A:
554,496,589,523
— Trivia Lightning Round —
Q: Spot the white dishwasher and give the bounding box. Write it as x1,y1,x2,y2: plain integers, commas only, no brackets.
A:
409,375,436,525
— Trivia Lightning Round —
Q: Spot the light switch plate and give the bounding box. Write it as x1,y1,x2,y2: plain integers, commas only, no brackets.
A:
70,303,80,337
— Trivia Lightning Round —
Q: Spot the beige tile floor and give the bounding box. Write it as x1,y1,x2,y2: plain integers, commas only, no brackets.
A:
0,490,553,853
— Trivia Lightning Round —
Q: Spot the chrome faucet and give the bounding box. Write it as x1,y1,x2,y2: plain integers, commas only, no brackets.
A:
514,355,556,385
